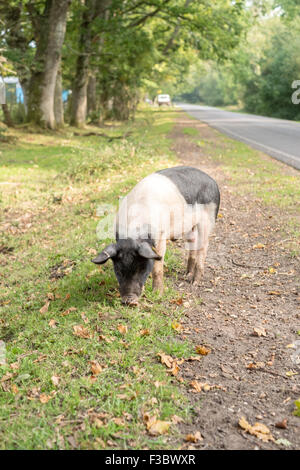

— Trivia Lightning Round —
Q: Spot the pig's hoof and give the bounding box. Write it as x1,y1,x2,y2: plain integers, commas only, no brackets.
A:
152,283,164,294
121,296,139,307
192,276,202,286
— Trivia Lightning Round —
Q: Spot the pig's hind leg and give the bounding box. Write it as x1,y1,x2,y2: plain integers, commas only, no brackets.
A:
187,207,215,285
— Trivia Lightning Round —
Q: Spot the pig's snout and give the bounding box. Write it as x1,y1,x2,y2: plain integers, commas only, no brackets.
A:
121,293,139,306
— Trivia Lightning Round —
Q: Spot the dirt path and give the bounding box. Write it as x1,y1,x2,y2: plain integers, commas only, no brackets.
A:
168,114,300,450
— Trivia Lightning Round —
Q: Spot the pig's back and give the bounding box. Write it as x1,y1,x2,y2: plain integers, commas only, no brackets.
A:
157,166,220,212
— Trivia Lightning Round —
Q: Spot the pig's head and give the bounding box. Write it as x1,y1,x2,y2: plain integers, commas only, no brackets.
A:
92,238,161,306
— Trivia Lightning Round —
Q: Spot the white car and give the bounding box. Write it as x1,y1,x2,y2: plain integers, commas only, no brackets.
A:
157,94,171,106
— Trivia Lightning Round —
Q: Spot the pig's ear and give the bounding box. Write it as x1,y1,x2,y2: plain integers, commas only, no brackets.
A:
138,242,161,260
92,244,117,264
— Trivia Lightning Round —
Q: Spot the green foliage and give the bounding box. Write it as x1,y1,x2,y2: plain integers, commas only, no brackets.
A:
294,399,300,417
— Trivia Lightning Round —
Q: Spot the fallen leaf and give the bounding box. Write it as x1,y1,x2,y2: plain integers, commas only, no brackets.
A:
253,327,267,337
185,431,203,442
73,325,93,339
286,370,298,377
112,417,125,426
89,361,102,376
252,243,265,249
98,334,113,343
47,293,55,301
140,328,150,336
275,419,288,429
195,345,211,356
187,356,202,362
170,297,183,305
117,324,128,335
40,301,50,314
48,319,57,328
171,415,184,424
39,393,52,404
81,312,89,323
190,380,204,392
10,362,19,370
246,362,265,370
11,384,19,394
268,291,281,296
157,352,174,368
172,321,183,332
143,414,171,436
51,375,60,387
61,307,77,316
238,416,274,442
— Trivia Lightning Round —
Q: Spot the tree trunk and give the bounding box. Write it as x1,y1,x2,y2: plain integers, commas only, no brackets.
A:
1,104,14,127
54,66,64,127
71,0,110,127
87,74,97,117
27,0,70,129
70,0,97,127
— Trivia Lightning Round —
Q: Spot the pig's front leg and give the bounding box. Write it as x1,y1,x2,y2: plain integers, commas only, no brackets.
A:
152,238,166,293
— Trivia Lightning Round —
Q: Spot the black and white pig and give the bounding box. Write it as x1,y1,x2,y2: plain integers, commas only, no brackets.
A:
92,166,220,306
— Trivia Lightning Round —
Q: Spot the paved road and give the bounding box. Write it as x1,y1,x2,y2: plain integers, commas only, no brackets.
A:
178,103,300,170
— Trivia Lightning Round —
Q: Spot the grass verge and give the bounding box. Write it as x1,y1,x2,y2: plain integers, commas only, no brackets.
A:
0,108,194,450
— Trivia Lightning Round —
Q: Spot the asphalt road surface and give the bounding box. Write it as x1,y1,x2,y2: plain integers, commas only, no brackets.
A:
178,103,300,170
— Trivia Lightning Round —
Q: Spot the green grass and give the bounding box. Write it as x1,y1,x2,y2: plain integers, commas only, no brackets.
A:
0,108,195,450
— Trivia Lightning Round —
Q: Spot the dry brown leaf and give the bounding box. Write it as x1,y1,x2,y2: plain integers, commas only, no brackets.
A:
117,324,128,335
268,290,281,296
89,361,102,376
187,356,202,362
170,297,183,305
81,312,89,323
246,362,265,370
190,380,204,393
40,300,50,314
10,362,19,370
73,325,92,339
11,384,19,394
275,419,288,429
143,413,171,436
140,328,150,336
48,319,57,328
39,393,52,404
172,321,183,332
47,293,55,301
51,375,60,387
112,417,125,426
61,307,77,316
252,243,265,249
157,352,174,368
239,416,274,442
185,431,203,442
195,345,211,356
253,327,267,337
171,415,184,424
98,334,113,343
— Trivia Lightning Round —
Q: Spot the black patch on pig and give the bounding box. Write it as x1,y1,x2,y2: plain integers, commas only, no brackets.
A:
157,166,220,218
